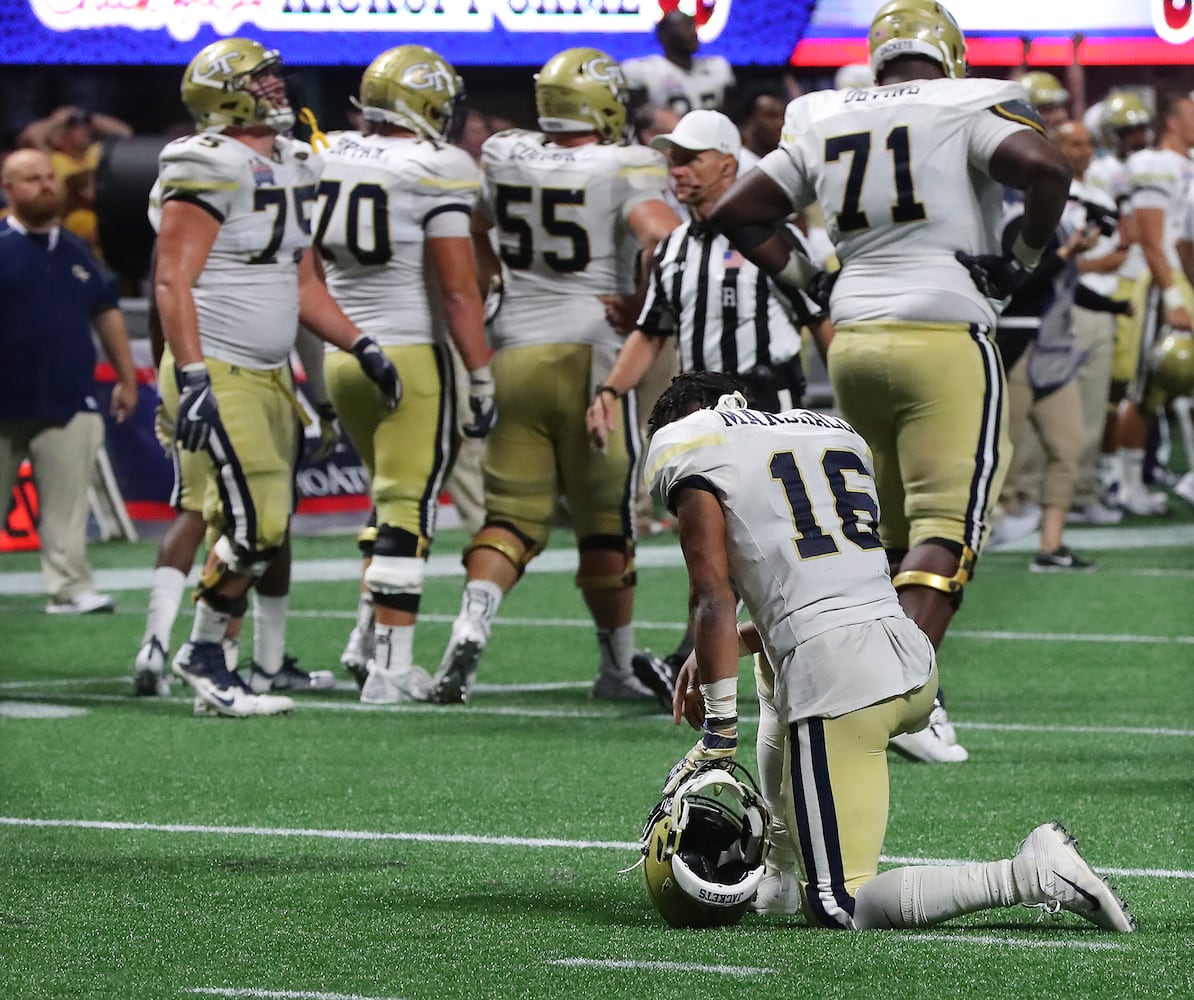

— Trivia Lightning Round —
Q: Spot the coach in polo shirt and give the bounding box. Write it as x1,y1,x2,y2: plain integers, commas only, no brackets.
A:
587,109,827,453
0,149,137,615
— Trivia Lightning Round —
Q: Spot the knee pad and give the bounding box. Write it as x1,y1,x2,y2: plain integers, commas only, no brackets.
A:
357,516,379,557
464,521,538,578
892,539,975,611
195,536,270,612
575,535,636,590
365,526,428,611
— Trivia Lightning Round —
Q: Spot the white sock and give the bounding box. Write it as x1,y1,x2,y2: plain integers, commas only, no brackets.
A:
460,580,503,632
854,861,1016,929
756,693,798,871
253,593,288,674
596,624,635,677
354,592,374,632
1119,448,1146,495
142,567,186,647
373,624,414,672
191,601,231,645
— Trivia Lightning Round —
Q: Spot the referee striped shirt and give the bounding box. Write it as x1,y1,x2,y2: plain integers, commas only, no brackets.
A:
636,220,817,374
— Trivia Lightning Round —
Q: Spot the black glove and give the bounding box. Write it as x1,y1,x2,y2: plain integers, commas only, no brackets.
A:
461,364,497,439
351,336,401,410
807,268,839,312
310,401,341,462
174,365,222,453
955,251,1030,309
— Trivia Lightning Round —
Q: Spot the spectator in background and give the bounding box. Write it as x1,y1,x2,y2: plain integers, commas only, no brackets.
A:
622,8,735,116
0,149,137,614
730,82,786,171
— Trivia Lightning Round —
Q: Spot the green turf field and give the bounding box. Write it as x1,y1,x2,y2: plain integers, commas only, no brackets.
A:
2,513,1193,1000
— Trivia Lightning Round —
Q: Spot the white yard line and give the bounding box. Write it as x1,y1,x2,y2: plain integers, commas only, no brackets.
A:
890,932,1125,952
3,522,1194,595
548,958,777,976
187,990,407,1000
2,816,1190,880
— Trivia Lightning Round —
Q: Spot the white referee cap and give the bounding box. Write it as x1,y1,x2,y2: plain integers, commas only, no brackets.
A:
650,109,741,157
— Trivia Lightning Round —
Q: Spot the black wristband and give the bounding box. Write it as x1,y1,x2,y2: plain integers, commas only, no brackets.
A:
595,384,622,400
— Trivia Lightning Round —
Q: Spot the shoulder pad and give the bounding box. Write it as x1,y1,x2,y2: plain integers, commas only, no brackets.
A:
158,133,245,193
416,142,481,190
987,98,1047,136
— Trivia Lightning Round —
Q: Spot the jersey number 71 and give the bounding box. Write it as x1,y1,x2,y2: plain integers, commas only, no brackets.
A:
825,126,926,233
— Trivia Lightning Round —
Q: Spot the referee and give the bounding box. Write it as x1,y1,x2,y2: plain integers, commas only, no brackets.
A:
586,108,827,449
585,109,830,701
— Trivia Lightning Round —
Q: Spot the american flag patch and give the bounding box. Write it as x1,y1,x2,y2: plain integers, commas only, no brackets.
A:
723,248,745,268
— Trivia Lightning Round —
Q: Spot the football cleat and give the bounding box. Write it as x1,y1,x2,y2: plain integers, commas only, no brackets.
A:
429,619,487,704
360,663,435,705
340,624,374,690
1065,501,1122,526
1013,821,1136,932
751,864,802,915
173,640,294,718
889,703,969,763
591,669,656,702
1173,471,1194,511
132,637,171,697
246,655,335,694
1118,487,1168,517
630,649,678,710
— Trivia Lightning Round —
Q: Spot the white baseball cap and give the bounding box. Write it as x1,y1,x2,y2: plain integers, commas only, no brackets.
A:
650,109,741,157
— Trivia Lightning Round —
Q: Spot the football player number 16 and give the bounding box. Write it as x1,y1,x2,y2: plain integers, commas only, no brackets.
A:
825,126,926,233
770,448,883,560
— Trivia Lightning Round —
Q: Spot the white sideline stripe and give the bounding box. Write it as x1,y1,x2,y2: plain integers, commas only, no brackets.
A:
549,958,776,976
188,990,407,1000
2,817,1190,880
2,522,1194,596
2,684,1194,739
895,933,1124,952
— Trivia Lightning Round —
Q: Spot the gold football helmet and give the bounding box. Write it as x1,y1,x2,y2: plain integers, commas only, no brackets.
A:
868,0,967,81
640,760,769,929
1144,330,1194,412
356,45,463,142
534,47,628,142
181,38,294,134
1020,70,1070,110
1103,91,1151,132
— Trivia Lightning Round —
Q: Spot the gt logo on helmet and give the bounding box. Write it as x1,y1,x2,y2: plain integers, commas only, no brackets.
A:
192,52,244,90
402,62,457,95
583,56,626,89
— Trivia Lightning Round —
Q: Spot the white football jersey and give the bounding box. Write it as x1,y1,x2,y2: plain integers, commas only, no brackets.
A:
645,399,918,719
758,78,1041,328
620,54,736,115
1128,147,1194,270
1086,154,1144,281
477,130,670,350
315,131,480,348
1068,179,1120,297
148,132,322,369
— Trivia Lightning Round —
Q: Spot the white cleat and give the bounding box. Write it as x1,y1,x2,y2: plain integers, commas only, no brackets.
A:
360,662,434,705
751,864,802,915
429,618,488,704
1173,471,1194,511
173,641,294,718
1013,821,1136,932
889,704,969,763
340,624,375,689
1118,488,1168,517
132,637,172,697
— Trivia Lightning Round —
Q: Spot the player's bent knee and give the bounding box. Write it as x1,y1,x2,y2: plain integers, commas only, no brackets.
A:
575,534,636,590
892,539,976,610
365,526,428,611
464,521,538,577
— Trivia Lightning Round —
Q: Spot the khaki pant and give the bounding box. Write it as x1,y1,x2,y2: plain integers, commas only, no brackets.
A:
1070,306,1116,507
1001,354,1084,512
0,411,104,601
